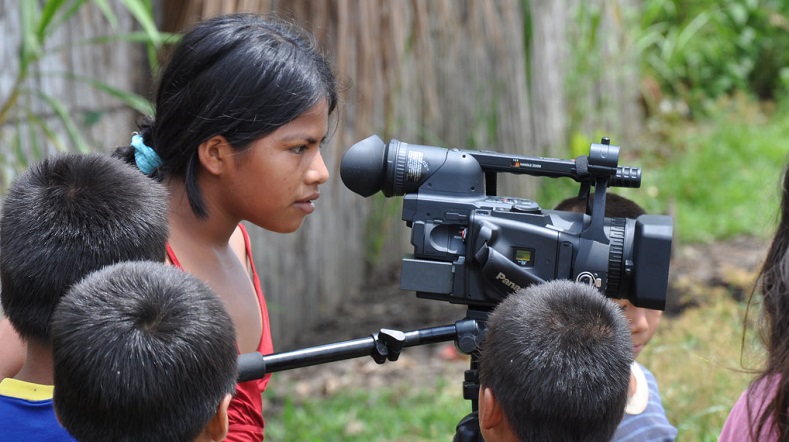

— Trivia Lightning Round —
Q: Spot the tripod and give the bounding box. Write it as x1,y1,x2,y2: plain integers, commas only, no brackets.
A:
451,308,490,442
237,310,489,441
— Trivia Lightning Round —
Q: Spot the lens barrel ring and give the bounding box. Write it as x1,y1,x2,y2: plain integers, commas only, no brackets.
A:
392,142,408,196
607,218,626,295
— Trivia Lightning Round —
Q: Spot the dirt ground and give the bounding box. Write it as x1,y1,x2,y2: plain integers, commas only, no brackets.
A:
267,235,770,401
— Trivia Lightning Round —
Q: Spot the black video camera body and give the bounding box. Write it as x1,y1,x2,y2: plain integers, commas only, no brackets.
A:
341,135,673,310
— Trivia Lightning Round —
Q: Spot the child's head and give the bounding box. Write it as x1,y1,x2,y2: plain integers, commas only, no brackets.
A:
553,192,646,219
51,260,238,442
554,192,663,359
0,153,168,343
478,280,632,442
114,13,338,221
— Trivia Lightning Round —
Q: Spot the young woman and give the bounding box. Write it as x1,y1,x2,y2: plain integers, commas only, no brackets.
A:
720,165,789,441
113,13,338,441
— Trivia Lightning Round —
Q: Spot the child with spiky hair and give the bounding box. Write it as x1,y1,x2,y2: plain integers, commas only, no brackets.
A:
0,153,168,441
554,193,677,441
51,261,237,442
477,280,633,442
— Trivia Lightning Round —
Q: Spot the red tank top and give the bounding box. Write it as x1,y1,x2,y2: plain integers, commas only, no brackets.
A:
166,223,274,441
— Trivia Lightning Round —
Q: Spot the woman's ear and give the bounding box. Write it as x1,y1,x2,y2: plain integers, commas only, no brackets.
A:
197,135,232,176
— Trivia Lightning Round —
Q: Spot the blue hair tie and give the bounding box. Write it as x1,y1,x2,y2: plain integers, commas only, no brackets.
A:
131,133,162,175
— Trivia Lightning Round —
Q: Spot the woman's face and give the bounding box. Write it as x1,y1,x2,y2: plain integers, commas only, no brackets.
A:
224,99,330,233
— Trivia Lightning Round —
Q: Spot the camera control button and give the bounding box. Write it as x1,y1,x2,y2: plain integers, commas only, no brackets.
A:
510,202,540,213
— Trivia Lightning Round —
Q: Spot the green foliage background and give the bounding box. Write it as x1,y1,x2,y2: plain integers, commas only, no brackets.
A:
639,0,789,111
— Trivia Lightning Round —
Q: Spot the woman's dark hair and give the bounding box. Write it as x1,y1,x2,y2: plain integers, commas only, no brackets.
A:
115,13,338,218
750,164,789,440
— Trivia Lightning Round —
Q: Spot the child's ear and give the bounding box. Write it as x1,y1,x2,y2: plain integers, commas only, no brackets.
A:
478,386,504,430
203,394,232,442
198,135,232,176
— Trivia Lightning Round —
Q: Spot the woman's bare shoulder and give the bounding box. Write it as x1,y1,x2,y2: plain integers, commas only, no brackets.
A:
230,225,248,271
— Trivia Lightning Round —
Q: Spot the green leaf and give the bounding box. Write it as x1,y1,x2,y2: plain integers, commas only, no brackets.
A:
60,72,154,115
52,31,181,50
26,110,67,152
121,0,162,48
91,0,120,30
11,118,28,182
25,110,43,160
32,89,90,153
82,110,103,127
37,0,68,40
672,11,714,60
19,1,42,69
46,0,89,38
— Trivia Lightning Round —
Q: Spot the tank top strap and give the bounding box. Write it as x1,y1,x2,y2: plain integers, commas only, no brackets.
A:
237,224,258,282
165,243,183,268
236,224,273,356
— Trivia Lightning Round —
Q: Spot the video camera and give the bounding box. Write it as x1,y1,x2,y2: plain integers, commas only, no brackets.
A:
239,134,673,442
340,135,673,310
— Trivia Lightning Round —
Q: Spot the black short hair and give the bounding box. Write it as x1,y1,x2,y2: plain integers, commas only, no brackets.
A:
51,261,238,442
114,13,338,219
554,192,646,219
478,280,632,441
0,153,168,341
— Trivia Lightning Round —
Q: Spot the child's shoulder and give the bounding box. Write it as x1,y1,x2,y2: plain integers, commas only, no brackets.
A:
636,362,658,379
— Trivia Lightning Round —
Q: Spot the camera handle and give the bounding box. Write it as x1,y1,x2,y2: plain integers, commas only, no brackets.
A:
237,318,482,382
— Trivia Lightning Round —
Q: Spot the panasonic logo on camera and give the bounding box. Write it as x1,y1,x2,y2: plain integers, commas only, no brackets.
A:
495,272,521,292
